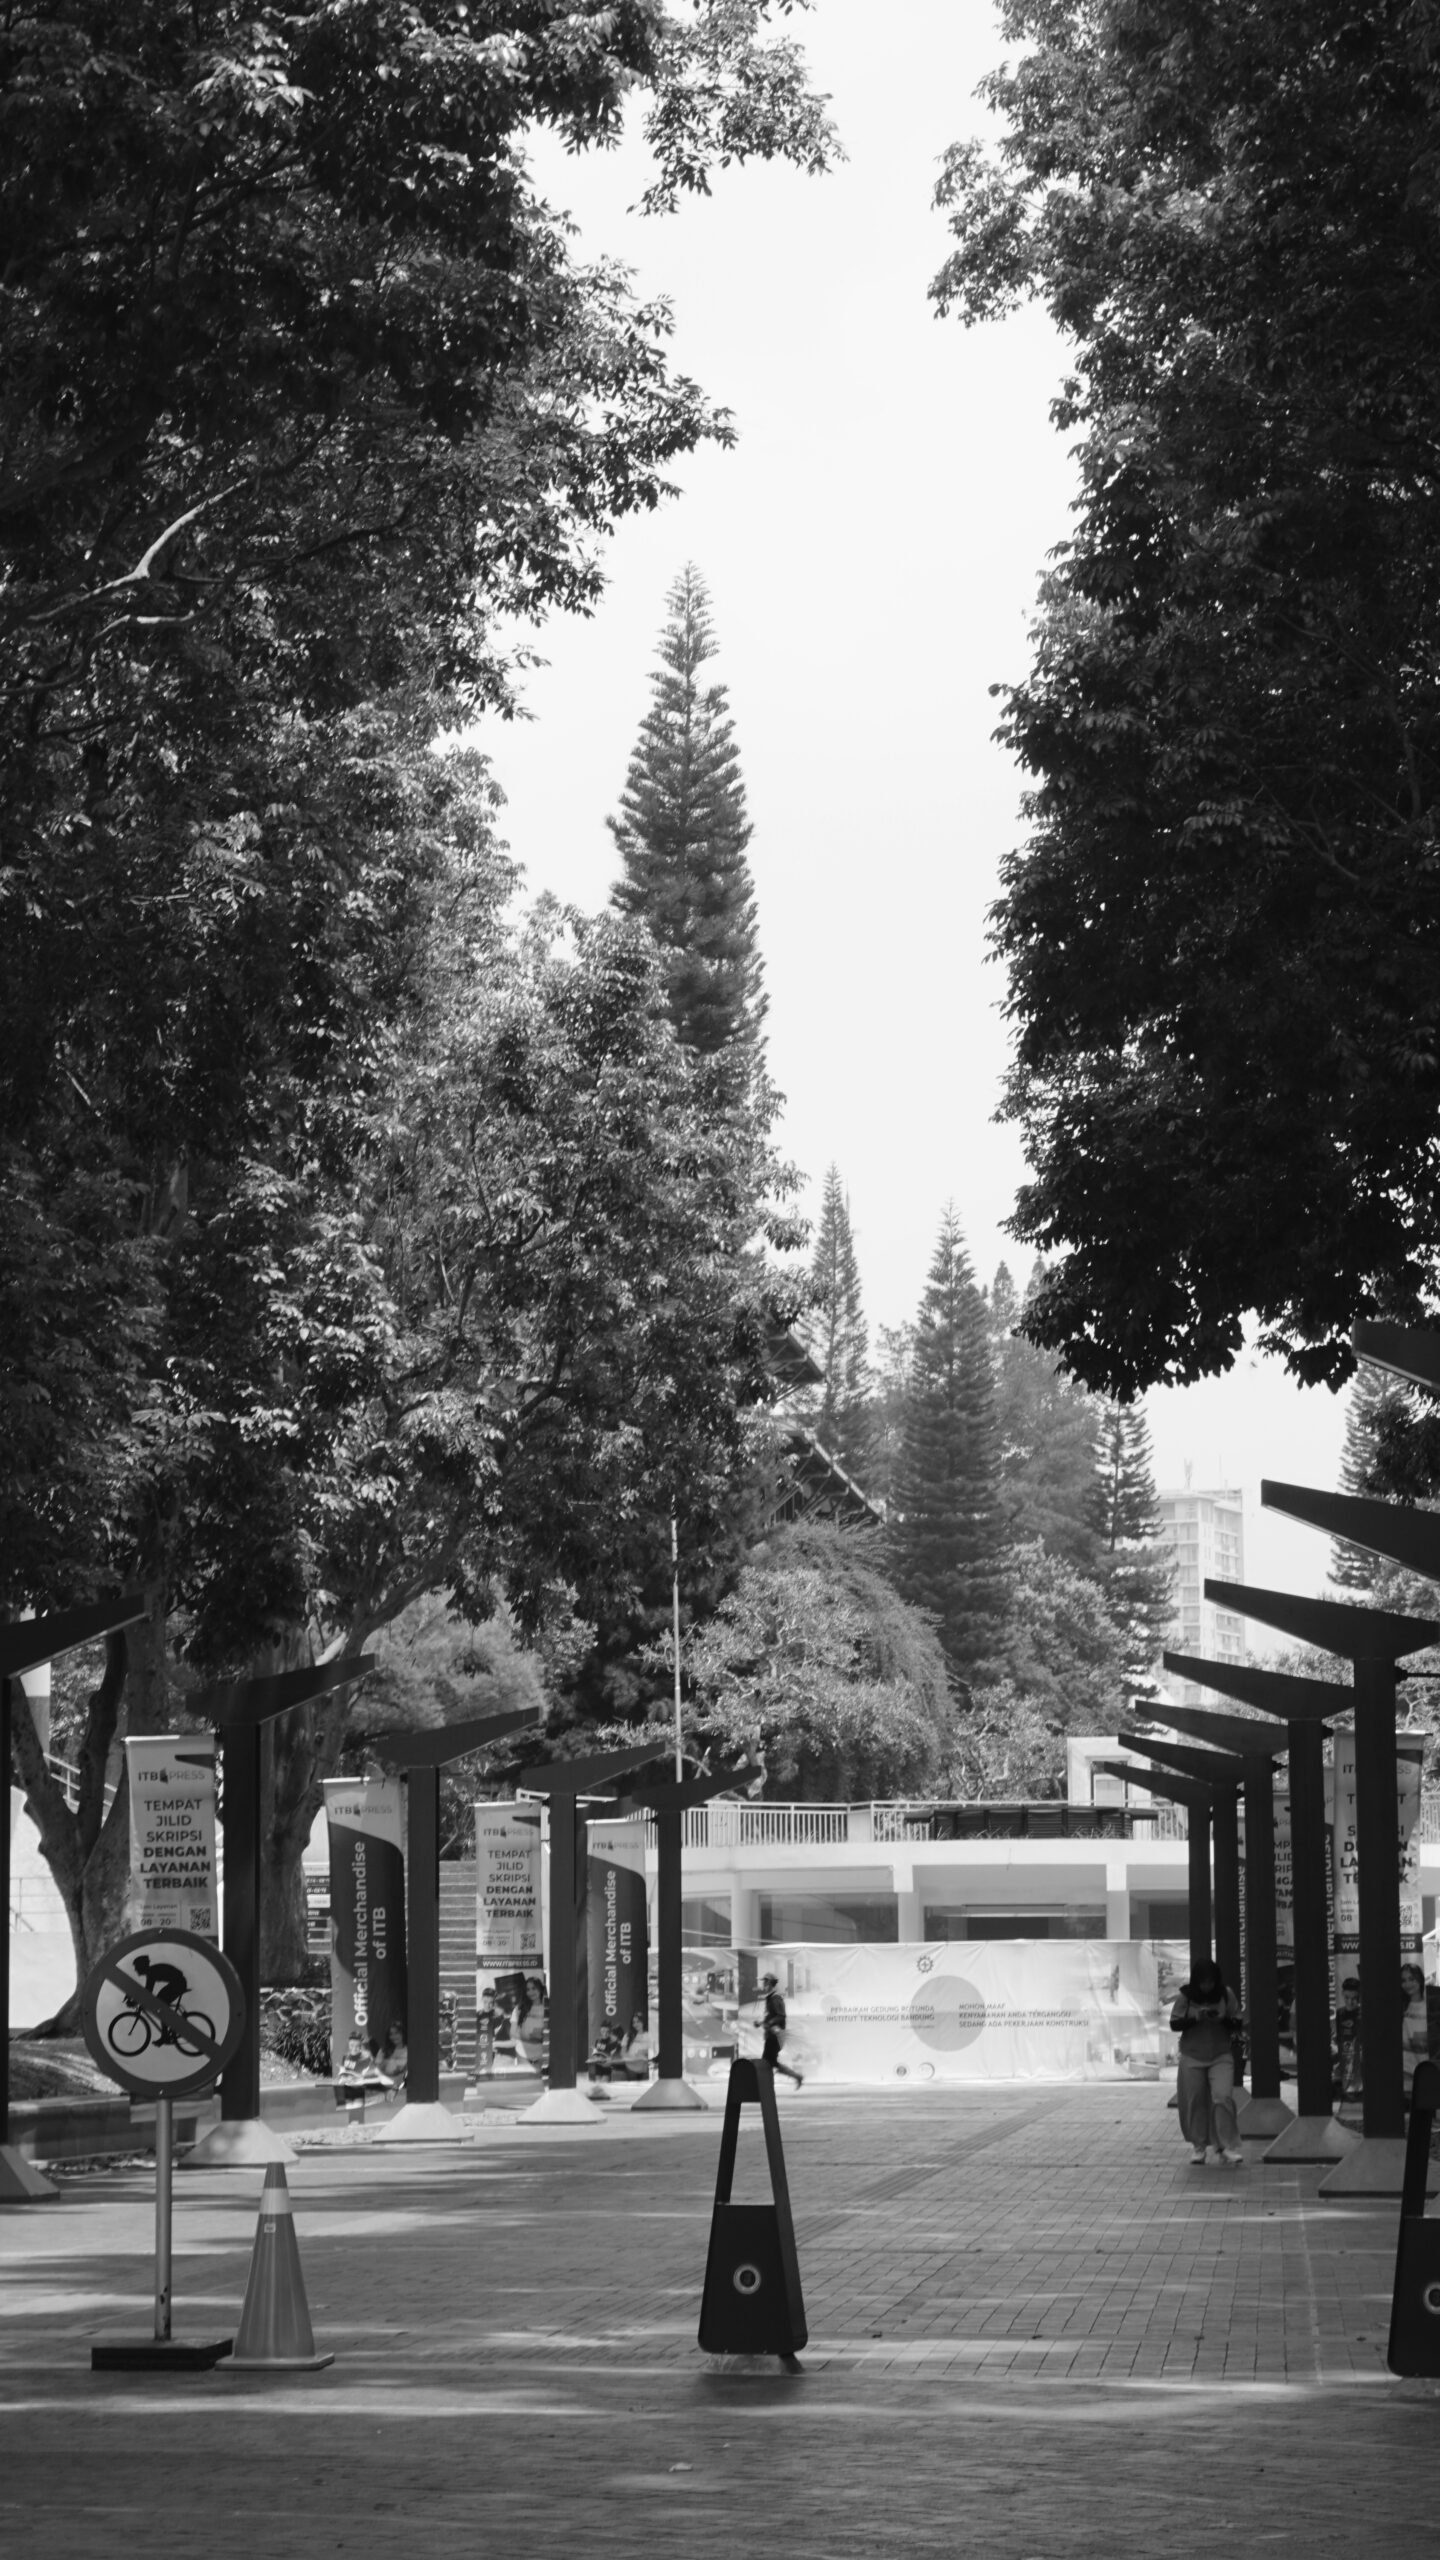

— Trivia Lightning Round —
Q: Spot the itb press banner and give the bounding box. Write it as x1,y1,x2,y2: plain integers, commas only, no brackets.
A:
124,1733,218,1937
1330,1728,1425,2001
323,1776,406,2067
586,1821,649,2049
475,1804,544,1993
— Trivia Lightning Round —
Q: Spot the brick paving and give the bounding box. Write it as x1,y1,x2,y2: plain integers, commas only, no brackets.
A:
2,2080,1437,2556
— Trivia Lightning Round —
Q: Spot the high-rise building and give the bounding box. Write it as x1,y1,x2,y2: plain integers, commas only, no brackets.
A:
1156,1483,1246,1703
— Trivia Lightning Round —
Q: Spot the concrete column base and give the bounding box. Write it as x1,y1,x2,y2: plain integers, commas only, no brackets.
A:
1262,2113,1357,2165
518,2086,605,2125
631,2076,708,2113
0,2143,58,2203
180,2116,298,2170
1237,2093,1294,2139
1318,2135,1429,2198
374,2100,467,2144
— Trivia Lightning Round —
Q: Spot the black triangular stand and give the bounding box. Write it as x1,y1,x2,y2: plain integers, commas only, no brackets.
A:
698,2060,807,2365
1388,2060,1440,2374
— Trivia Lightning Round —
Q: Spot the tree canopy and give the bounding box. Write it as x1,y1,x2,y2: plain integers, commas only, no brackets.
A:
669,1521,955,1799
934,0,1440,1393
1,6,836,1609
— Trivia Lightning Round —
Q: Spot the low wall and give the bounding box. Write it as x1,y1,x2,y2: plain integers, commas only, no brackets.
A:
10,2071,469,2161
9,2095,202,2162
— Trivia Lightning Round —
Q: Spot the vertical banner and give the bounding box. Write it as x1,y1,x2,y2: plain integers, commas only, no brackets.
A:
475,1805,545,2072
124,1734,218,1937
1329,1730,1426,2095
323,1776,406,2070
586,1820,649,2055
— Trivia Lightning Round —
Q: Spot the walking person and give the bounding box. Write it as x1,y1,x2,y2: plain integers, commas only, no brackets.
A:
758,1972,803,2089
1171,1957,1244,2165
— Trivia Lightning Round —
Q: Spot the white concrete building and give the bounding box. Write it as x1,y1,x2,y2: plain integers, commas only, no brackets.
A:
1157,1482,1247,1699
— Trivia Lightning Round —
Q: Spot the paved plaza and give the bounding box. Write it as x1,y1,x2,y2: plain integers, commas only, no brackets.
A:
3,2080,1438,2556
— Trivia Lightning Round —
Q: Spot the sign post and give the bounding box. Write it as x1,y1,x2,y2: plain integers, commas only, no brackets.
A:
365,1711,538,2140
81,1926,246,2367
0,1592,147,2206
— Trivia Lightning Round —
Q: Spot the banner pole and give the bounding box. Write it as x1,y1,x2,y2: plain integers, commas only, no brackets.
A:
407,1767,440,2106
154,2096,173,2343
220,1725,261,2124
671,1511,683,1780
1355,1658,1405,2141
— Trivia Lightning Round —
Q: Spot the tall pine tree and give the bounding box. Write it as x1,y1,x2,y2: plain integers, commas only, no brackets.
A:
989,1259,1102,1571
889,1208,1009,1690
609,565,765,1077
798,1165,874,1484
1330,1360,1407,1589
1091,1402,1174,1697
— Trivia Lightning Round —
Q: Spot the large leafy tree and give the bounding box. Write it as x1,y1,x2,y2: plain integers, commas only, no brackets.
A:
3,3,834,1988
15,870,806,1992
964,1541,1130,1797
933,0,1440,1394
889,1209,1010,1689
668,1522,955,1799
3,4,834,1607
609,563,766,1077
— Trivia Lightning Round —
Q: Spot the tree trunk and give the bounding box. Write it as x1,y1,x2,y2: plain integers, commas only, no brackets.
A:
253,1634,361,1982
260,1704,322,1981
11,1589,169,2033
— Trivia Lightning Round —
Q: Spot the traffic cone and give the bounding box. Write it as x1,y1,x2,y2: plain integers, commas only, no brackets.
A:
220,2163,334,2372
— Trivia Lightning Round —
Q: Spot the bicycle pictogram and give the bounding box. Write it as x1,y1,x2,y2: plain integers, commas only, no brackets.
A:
106,1954,217,2060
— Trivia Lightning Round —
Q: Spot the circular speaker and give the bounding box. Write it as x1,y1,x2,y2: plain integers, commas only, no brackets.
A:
732,2262,763,2297
1422,2280,1440,2317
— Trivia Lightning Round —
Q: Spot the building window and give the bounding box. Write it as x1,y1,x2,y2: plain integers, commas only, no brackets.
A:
923,1907,1108,1940
681,1894,732,1948
758,1894,898,1944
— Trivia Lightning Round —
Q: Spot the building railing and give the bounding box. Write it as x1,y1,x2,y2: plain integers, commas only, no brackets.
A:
628,1798,1182,1848
564,1790,1440,1850
643,1803,855,1849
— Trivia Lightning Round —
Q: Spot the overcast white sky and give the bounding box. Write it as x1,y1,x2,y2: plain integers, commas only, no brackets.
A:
474,1,1350,1605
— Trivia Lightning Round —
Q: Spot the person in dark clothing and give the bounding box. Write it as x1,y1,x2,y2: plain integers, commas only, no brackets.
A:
1170,1957,1244,2165
758,1972,803,2087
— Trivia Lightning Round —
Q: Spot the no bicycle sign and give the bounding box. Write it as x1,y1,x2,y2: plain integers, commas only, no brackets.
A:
81,1927,246,2102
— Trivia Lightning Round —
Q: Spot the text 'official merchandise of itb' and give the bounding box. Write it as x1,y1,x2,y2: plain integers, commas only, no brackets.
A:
124,1734,219,1938
323,1775,406,2068
586,1820,649,2052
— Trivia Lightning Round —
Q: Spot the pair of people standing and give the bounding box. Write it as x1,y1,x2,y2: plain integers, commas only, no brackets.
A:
1171,1959,1245,2166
